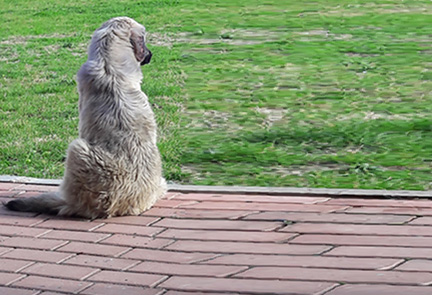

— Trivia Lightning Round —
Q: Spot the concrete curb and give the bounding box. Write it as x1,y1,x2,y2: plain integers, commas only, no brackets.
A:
168,184,432,199
1,175,432,199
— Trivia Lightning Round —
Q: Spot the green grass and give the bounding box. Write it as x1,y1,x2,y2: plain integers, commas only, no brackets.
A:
1,0,432,190
0,0,183,180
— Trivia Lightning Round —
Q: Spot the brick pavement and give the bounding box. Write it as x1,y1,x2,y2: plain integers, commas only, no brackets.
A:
0,181,432,294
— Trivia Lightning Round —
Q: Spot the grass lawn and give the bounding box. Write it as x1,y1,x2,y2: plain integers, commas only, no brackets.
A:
1,0,432,190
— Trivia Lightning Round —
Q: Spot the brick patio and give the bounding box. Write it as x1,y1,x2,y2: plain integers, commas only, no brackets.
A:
1,181,432,294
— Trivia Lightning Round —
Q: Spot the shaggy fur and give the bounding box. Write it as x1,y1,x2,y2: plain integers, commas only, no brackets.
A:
5,17,167,219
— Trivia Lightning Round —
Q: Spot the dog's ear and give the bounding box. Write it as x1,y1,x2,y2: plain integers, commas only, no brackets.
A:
130,28,152,65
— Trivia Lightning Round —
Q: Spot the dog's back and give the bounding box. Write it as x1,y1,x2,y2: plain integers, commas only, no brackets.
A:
5,17,166,219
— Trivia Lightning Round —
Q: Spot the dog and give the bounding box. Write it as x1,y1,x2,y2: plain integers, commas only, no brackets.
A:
5,17,167,219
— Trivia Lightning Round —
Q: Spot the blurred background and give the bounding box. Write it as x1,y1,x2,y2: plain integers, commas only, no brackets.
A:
1,0,431,190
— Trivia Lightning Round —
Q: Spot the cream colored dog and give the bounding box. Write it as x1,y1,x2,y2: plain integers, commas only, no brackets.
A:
5,17,166,219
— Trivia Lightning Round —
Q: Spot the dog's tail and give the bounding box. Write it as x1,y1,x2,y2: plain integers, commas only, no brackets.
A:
4,193,66,215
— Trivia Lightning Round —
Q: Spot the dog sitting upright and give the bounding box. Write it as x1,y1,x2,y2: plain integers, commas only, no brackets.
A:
5,17,167,219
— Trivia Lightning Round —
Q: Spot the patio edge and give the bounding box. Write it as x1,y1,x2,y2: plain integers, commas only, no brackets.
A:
1,175,431,199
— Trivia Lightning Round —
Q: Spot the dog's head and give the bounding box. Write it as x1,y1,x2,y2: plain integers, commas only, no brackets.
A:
90,17,152,66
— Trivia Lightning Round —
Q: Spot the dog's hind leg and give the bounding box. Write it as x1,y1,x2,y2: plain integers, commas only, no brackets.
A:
59,138,117,218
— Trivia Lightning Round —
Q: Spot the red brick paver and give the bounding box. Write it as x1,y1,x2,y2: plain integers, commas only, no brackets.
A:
81,283,161,295
0,286,37,295
1,181,432,294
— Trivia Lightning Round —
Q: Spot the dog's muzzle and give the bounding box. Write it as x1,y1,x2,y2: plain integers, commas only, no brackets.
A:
141,50,152,65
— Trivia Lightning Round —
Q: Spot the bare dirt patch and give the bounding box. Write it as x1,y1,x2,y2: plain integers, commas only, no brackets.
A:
148,32,176,47
295,30,352,41
335,111,428,122
301,3,432,17
151,28,285,48
185,110,242,131
256,107,287,127
0,33,88,60
268,164,351,176
0,33,78,45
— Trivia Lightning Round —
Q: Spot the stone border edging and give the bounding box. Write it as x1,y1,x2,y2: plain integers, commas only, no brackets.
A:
168,184,432,199
1,175,431,199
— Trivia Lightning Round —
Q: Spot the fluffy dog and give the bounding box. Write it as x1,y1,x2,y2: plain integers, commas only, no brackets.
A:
5,17,167,219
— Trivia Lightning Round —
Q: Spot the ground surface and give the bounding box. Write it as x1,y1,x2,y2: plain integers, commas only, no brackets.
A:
1,182,432,294
1,0,432,190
